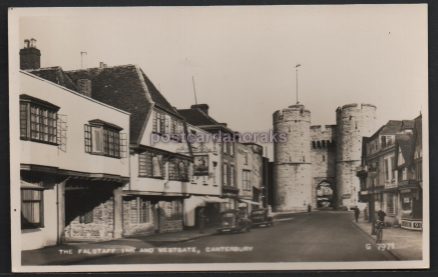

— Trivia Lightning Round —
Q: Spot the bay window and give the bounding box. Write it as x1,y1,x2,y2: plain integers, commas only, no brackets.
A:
20,94,59,145
84,119,126,158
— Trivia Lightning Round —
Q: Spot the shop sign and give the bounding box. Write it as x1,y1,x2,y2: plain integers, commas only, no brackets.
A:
401,220,422,231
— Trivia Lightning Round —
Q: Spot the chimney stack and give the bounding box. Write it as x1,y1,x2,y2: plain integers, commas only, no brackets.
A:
191,104,209,115
20,38,41,70
76,79,92,97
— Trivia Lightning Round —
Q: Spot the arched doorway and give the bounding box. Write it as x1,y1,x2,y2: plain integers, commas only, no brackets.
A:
316,181,334,208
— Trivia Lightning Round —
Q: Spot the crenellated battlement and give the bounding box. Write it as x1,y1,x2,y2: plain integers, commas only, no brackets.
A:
273,101,377,211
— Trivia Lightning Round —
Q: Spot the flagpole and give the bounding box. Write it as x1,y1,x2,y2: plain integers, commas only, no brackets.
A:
296,68,299,104
295,64,301,104
192,76,198,105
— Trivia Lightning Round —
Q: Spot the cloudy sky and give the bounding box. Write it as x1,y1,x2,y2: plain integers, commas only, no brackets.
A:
16,5,427,157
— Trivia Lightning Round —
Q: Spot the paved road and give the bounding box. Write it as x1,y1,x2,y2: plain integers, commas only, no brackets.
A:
74,211,394,264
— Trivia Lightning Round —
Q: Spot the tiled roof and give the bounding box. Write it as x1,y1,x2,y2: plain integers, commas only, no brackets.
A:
379,120,402,135
402,120,415,130
178,107,237,135
67,65,152,144
178,108,219,126
140,72,180,117
28,66,78,91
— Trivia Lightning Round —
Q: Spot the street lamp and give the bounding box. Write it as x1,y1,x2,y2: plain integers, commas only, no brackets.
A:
370,177,376,235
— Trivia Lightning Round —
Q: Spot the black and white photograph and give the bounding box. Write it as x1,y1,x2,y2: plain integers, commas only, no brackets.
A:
8,5,428,272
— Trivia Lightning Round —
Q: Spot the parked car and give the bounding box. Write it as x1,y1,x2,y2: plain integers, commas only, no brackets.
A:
250,208,273,227
217,209,252,233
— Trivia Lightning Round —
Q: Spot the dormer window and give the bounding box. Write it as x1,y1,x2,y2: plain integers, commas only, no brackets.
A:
152,110,165,134
20,94,59,145
84,119,126,158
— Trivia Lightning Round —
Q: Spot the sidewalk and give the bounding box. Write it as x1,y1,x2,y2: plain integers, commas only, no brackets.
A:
353,216,423,260
22,227,217,265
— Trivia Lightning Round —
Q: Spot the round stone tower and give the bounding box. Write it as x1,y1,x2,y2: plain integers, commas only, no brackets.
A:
273,104,312,212
335,103,377,208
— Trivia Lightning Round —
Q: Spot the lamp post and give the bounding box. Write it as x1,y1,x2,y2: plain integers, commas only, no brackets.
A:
370,176,376,235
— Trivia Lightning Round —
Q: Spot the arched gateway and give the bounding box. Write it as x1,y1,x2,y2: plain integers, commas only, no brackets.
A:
316,181,334,208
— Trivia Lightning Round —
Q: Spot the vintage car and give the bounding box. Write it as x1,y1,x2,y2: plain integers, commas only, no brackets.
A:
217,209,252,233
250,208,273,227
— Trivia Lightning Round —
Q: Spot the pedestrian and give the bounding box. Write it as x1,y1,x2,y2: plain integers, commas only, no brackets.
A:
375,209,386,243
353,207,360,223
199,207,205,234
377,209,386,222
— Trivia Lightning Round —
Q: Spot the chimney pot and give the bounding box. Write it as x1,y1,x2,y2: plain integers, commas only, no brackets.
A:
20,38,41,70
30,38,37,48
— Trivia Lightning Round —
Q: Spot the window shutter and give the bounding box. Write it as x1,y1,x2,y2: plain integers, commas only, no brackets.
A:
84,124,92,153
120,132,127,158
57,114,67,151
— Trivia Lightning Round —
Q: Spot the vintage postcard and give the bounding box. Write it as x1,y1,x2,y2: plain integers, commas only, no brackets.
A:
9,5,429,272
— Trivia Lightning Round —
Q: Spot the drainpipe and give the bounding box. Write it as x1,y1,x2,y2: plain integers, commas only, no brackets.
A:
56,176,71,244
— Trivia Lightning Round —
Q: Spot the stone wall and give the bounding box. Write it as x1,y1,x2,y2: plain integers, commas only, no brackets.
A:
273,104,312,212
310,125,337,208
64,196,114,242
336,103,377,208
122,197,155,237
274,164,312,211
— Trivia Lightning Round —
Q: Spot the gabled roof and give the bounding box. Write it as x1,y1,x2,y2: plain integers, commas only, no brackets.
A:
27,66,78,91
66,65,183,144
369,119,414,139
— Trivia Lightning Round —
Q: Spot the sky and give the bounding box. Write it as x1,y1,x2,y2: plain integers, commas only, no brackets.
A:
16,5,427,158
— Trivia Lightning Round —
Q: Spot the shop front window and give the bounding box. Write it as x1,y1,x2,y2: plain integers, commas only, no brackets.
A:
401,194,413,212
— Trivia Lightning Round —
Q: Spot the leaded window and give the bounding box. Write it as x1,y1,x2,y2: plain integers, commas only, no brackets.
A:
20,95,59,145
84,120,126,158
21,189,44,229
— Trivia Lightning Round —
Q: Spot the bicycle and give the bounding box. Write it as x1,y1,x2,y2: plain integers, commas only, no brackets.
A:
374,220,384,243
